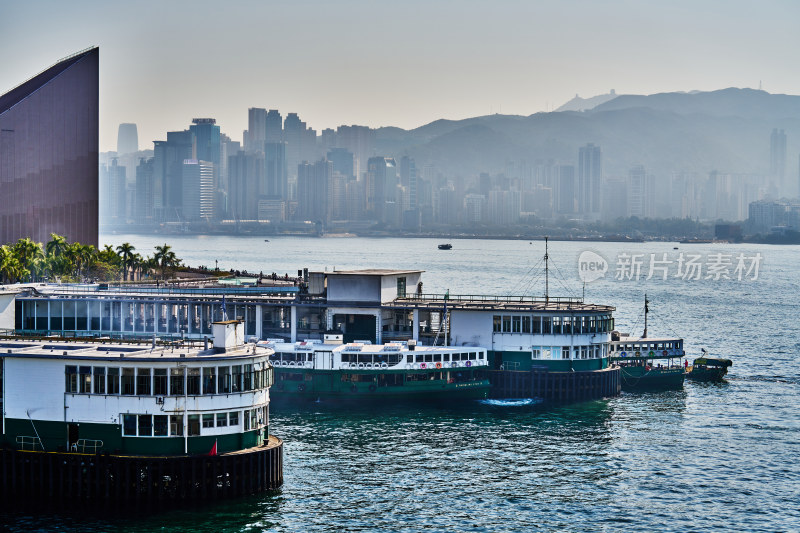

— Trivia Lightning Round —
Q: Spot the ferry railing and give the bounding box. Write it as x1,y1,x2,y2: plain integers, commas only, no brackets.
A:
75,439,104,454
397,293,585,305
500,361,521,371
16,435,44,451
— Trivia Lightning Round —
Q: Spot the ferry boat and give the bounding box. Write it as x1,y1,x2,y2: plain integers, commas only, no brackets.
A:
438,243,452,250
0,319,283,501
608,296,686,390
263,334,490,402
686,350,732,382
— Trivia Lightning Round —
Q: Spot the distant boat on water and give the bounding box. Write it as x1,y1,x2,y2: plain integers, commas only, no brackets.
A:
438,243,452,250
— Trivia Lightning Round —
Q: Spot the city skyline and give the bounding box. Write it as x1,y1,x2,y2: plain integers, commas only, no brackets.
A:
2,0,799,152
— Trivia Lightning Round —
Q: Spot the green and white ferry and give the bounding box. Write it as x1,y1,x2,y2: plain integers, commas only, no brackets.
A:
264,334,490,402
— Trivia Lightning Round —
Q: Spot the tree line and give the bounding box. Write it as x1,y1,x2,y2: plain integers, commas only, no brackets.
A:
0,235,182,284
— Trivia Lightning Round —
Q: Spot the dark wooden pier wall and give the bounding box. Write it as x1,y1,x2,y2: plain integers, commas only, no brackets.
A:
0,437,282,505
487,367,621,402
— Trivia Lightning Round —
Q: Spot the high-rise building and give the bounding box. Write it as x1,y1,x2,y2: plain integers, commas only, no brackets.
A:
770,128,787,183
296,159,333,223
0,47,99,246
555,164,576,215
400,155,417,209
117,123,138,155
327,147,355,179
228,151,264,221
135,157,156,223
265,110,283,143
627,164,654,218
578,143,602,216
264,142,288,200
181,159,215,221
100,158,127,225
155,129,193,218
366,156,397,218
245,108,267,153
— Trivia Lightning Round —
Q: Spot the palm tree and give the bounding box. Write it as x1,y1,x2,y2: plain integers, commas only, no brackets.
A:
116,242,136,282
129,252,144,281
0,245,27,283
45,233,69,279
13,238,44,282
154,244,179,280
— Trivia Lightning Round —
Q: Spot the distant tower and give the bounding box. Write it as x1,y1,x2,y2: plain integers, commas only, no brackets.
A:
117,123,138,155
245,108,267,152
770,128,786,183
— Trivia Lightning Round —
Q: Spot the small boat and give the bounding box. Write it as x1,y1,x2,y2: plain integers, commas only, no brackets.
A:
687,351,732,382
438,243,452,250
264,239,270,242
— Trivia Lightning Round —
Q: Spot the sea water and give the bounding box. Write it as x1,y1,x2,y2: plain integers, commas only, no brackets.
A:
3,236,798,532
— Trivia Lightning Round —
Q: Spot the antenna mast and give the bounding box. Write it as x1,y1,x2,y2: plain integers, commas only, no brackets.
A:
544,236,549,303
643,294,649,338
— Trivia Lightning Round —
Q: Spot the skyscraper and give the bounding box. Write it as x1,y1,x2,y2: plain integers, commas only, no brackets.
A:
366,156,397,218
245,108,267,153
181,159,215,221
264,142,288,200
117,123,139,155
0,47,99,246
770,128,786,182
578,143,602,216
265,110,283,143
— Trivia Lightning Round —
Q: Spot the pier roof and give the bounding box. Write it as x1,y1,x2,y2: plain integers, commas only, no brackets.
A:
323,269,424,276
393,294,615,313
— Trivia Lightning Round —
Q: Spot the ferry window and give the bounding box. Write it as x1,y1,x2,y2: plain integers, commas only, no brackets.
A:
202,414,215,428
107,367,120,394
562,346,570,359
522,316,531,333
406,354,412,363
502,316,511,333
65,366,78,393
79,366,92,393
243,364,253,391
122,414,136,436
138,414,153,436
541,348,551,359
573,347,580,359
493,315,501,332
250,409,258,429
589,317,596,332
217,413,228,427
219,366,231,393
121,368,135,395
244,411,250,431
397,277,406,297
153,415,168,436
137,368,151,395
470,352,476,360
552,317,562,335
187,368,201,395
532,348,541,359
425,354,433,363
512,316,521,333
434,354,442,362
444,354,450,362
203,367,216,394
542,317,551,334
532,316,541,334
93,367,106,394
563,317,572,334
187,415,200,436
581,346,587,359
170,368,185,396
232,365,242,392
229,411,239,426
154,369,167,395
170,415,183,436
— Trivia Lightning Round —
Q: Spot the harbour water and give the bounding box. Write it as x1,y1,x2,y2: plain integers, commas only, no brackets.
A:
3,236,799,532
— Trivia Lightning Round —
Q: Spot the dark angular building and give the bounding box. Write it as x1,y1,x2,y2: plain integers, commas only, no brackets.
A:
0,47,99,246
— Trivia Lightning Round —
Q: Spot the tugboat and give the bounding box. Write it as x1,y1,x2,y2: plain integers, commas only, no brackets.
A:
687,349,732,382
263,335,490,402
609,295,686,390
438,243,453,250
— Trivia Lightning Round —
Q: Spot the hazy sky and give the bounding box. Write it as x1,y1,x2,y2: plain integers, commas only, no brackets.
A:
2,0,798,152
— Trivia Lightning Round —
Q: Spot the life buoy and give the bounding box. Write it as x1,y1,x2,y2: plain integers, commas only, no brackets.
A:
380,362,388,369
465,360,472,367
420,362,427,369
649,351,655,357
635,351,641,357
297,384,306,392
358,363,365,369
662,350,668,356
435,362,442,369
620,351,627,357
368,384,376,392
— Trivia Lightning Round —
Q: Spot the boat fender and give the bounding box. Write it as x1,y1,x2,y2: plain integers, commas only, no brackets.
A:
298,384,306,392
465,360,472,367
368,384,376,392
435,362,442,369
